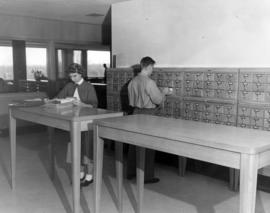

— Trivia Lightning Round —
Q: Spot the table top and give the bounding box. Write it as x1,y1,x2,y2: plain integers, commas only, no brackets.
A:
94,114,270,154
11,105,123,122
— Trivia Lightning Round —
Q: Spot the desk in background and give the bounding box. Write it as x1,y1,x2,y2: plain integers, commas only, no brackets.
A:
0,92,47,134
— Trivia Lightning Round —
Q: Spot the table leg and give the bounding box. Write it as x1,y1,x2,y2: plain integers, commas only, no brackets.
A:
239,154,258,213
115,142,123,213
9,109,16,189
234,169,240,191
178,156,187,177
70,122,81,213
84,131,91,161
48,127,55,179
229,168,240,191
94,125,104,213
136,147,145,213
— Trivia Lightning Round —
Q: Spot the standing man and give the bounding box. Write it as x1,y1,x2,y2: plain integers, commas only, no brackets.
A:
127,56,170,183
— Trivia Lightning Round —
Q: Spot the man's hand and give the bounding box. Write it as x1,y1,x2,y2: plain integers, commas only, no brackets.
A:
162,87,173,95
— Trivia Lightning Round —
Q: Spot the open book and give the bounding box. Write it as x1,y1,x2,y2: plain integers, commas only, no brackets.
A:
43,97,75,108
46,97,75,104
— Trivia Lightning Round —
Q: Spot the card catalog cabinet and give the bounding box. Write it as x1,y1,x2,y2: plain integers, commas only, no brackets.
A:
106,68,270,132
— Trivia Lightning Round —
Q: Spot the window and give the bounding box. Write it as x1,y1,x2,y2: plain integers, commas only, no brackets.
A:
0,46,13,80
73,50,82,65
87,50,110,78
26,47,47,80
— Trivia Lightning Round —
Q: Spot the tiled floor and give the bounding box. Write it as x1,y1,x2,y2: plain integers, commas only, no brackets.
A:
0,130,270,213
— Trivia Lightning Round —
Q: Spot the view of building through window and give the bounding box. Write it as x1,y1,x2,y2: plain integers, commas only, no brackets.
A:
0,46,13,80
26,47,47,80
0,44,110,81
73,50,82,65
87,50,110,78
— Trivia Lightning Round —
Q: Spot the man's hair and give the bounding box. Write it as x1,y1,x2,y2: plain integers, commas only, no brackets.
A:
66,63,85,77
140,56,156,68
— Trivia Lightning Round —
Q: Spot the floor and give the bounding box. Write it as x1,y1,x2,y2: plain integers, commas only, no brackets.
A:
0,130,270,213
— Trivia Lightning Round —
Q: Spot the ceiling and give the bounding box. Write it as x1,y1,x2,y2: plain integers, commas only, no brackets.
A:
0,0,129,24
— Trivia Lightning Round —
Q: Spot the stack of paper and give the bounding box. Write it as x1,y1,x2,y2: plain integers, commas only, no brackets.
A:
43,98,75,109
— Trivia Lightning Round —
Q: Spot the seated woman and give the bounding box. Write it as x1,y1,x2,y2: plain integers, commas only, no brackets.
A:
57,63,98,187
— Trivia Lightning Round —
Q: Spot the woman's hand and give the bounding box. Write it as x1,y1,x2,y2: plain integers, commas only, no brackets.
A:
73,99,84,106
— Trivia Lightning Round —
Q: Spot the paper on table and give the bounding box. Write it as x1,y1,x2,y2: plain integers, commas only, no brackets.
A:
24,98,43,102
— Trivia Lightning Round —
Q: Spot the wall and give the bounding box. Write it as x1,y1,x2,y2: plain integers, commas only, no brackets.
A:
102,8,111,45
112,0,270,67
0,13,101,44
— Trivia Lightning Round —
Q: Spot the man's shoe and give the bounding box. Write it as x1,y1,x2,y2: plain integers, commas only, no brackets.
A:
127,174,136,180
144,177,160,184
80,179,93,187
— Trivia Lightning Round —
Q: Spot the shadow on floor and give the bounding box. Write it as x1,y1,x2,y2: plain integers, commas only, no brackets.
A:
0,147,11,187
14,130,269,213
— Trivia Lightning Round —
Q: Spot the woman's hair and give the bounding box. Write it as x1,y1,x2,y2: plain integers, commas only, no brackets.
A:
66,63,85,77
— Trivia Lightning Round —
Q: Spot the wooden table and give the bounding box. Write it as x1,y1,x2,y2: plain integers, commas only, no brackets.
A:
9,105,122,213
93,114,270,213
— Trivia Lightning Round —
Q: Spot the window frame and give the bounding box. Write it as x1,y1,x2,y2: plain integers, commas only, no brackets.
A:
25,44,48,81
0,41,14,80
86,50,111,79
55,43,110,79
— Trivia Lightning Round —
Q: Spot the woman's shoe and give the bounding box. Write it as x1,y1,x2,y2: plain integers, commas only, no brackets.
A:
144,177,160,184
80,174,93,187
127,174,136,180
80,179,93,187
70,173,86,185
